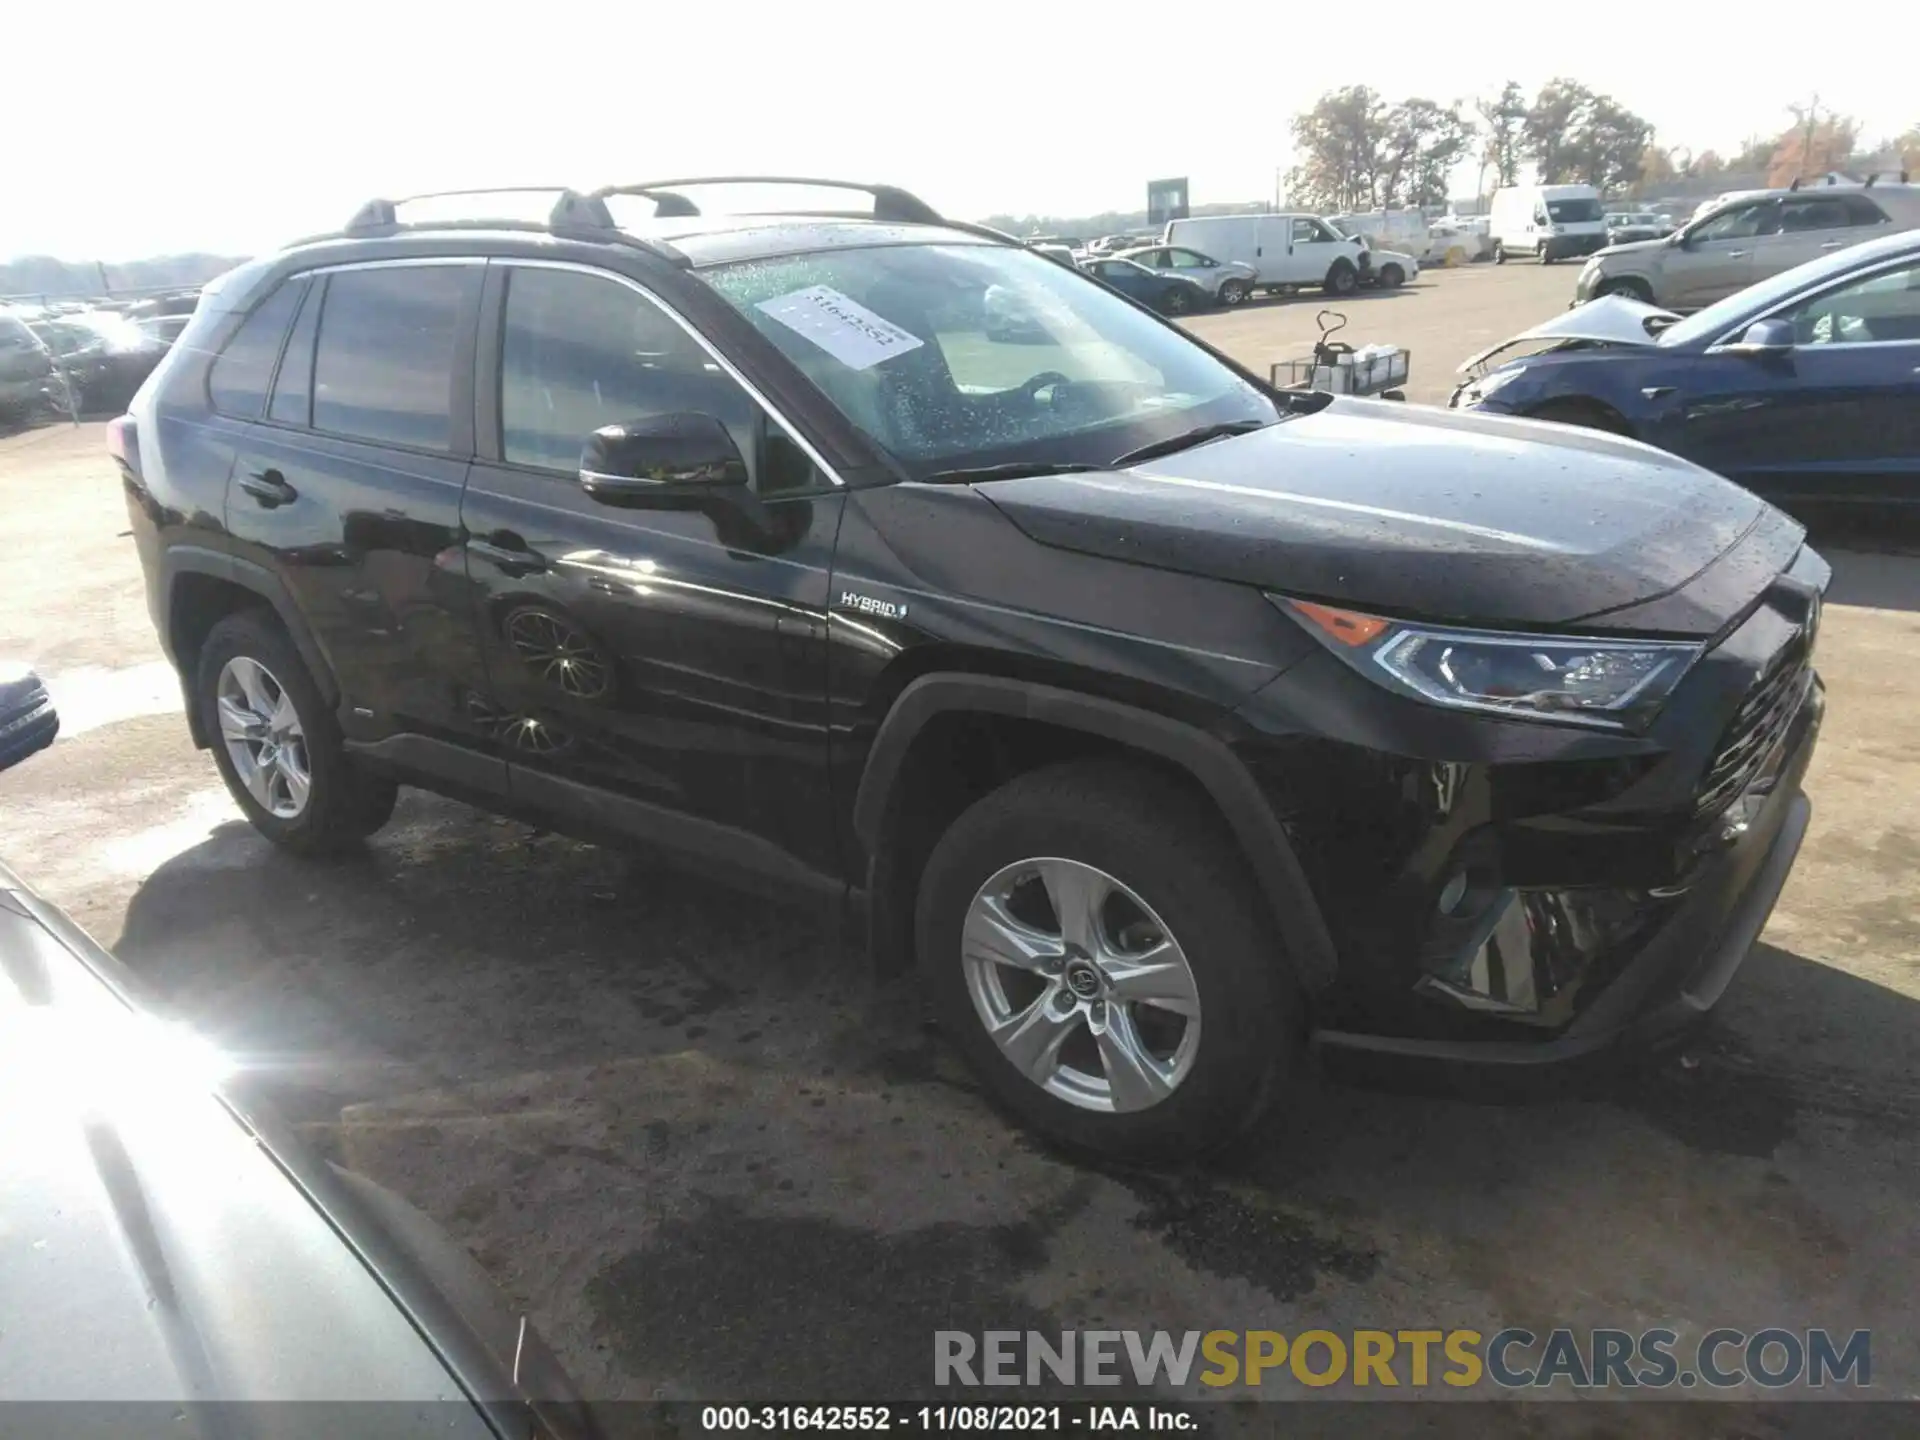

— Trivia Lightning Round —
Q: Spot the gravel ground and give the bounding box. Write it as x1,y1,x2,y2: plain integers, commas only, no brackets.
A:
2,266,1917,1431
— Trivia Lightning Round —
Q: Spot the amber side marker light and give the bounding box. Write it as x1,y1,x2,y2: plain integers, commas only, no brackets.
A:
1288,600,1392,648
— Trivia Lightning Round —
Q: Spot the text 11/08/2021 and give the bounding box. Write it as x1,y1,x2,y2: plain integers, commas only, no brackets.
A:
701,1404,1196,1432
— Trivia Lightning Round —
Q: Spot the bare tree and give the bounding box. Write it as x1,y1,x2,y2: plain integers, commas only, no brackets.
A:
1476,82,1528,190
1286,86,1389,212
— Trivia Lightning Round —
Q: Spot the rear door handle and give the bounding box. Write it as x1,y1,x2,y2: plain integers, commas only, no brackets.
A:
1726,250,1748,259
237,468,297,507
1820,240,1845,250
468,533,549,576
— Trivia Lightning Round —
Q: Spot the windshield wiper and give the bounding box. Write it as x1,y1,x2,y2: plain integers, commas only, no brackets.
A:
918,461,1107,486
1108,420,1274,468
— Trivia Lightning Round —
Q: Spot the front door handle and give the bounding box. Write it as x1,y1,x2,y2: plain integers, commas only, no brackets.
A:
1640,385,1675,401
1820,240,1845,250
1725,250,1748,259
469,533,549,577
238,468,297,507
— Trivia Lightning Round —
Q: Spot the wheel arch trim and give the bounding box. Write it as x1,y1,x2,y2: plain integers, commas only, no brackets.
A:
853,674,1340,990
162,545,341,745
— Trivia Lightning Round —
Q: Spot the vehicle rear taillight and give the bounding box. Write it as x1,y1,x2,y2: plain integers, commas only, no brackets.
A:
106,414,140,479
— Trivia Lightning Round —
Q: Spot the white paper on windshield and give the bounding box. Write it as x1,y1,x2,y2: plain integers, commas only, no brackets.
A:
756,285,924,371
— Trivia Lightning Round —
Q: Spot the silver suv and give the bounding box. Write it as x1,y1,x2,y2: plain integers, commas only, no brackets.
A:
1575,181,1920,311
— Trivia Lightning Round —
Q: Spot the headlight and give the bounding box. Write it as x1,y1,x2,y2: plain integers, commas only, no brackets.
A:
1461,364,1526,404
1276,599,1701,729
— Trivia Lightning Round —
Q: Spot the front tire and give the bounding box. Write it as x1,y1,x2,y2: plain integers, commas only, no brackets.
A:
1377,264,1405,289
1524,398,1632,436
1322,261,1358,297
1217,279,1249,306
916,760,1301,1163
196,610,397,855
1492,240,1507,264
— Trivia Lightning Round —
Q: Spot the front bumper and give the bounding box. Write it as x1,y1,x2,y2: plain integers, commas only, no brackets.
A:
1233,547,1827,1072
1314,691,1817,1070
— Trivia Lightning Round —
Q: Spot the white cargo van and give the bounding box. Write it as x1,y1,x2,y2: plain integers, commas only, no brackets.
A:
1489,184,1608,264
1162,213,1370,295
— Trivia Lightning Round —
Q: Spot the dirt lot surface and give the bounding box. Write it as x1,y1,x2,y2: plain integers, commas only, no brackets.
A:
3,265,1917,1432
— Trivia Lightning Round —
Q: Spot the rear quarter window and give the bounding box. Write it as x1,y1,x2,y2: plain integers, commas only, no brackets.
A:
208,280,305,419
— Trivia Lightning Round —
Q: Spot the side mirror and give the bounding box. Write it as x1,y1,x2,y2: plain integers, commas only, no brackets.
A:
579,413,747,505
1722,318,1795,357
0,663,59,774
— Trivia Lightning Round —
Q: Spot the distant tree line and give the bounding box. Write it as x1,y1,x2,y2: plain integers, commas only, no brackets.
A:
1,253,244,302
1286,83,1918,213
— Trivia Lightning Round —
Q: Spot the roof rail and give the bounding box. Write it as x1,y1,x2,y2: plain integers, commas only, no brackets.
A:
308,188,688,265
590,176,950,226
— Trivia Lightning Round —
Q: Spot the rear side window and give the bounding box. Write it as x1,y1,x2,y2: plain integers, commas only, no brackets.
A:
311,265,477,451
208,280,304,419
1780,197,1854,233
1840,195,1889,226
268,281,321,426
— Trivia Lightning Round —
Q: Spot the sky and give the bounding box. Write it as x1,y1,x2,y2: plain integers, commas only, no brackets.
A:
6,0,1915,262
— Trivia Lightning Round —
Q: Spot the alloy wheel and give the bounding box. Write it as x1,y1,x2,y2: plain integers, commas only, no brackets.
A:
960,857,1201,1113
216,656,311,819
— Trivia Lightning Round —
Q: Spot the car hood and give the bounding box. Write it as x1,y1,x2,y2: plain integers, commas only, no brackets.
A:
980,399,1783,633
0,861,595,1430
1592,235,1669,262
1459,292,1678,373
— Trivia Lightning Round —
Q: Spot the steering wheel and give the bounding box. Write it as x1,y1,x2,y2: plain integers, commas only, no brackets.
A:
1020,371,1072,406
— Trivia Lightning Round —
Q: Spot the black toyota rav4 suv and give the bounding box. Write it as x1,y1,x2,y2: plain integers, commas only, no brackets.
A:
116,179,1826,1162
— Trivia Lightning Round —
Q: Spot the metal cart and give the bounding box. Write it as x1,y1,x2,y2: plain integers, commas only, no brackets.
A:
1269,310,1410,399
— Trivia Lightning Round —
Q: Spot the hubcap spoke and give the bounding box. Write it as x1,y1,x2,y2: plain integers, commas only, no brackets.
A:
217,695,265,741
278,749,312,809
991,990,1078,1085
1094,1008,1177,1113
1034,859,1110,957
231,657,276,718
963,893,1064,976
218,656,309,820
1103,942,1200,1018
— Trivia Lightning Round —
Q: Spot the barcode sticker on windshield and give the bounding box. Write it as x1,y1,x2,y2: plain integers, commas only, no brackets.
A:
756,285,924,371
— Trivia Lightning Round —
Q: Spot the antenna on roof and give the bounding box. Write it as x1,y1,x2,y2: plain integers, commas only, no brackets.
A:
1788,177,1801,191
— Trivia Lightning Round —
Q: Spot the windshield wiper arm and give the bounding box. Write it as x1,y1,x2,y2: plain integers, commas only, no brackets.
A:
918,461,1107,486
1108,420,1274,468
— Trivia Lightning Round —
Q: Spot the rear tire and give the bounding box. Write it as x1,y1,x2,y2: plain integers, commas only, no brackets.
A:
1492,240,1507,264
1538,244,1554,264
1160,286,1193,316
1322,261,1358,297
196,610,397,856
916,760,1301,1164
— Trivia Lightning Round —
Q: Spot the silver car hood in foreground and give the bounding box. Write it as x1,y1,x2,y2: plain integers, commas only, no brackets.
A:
0,859,596,1434
1459,293,1679,374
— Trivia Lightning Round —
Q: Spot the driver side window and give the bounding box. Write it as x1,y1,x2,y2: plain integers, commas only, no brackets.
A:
1781,259,1920,345
1693,202,1780,243
498,267,818,494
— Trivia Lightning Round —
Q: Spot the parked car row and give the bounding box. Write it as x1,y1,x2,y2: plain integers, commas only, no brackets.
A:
0,298,190,423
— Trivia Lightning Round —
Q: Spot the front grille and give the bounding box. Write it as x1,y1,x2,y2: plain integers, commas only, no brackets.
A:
1694,634,1812,817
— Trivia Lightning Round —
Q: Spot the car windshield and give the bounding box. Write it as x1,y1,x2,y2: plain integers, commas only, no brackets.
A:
1547,198,1604,223
1658,238,1920,348
699,242,1282,477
